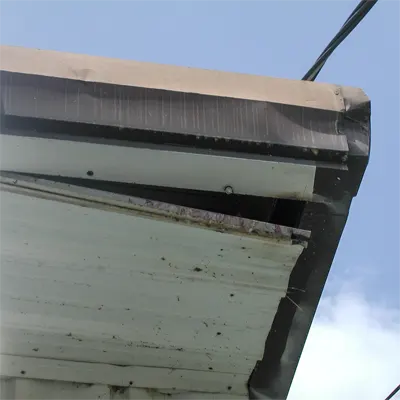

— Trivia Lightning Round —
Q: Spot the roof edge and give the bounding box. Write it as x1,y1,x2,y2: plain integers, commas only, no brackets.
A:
1,45,347,112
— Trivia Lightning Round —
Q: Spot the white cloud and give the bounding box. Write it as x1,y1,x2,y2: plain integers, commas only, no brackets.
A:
288,290,400,400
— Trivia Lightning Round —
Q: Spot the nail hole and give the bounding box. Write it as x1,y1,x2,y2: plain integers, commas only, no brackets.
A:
20,370,26,375
87,170,94,177
227,386,232,390
129,381,133,385
216,332,221,336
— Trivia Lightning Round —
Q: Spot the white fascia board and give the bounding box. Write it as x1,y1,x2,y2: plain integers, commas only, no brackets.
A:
0,134,316,200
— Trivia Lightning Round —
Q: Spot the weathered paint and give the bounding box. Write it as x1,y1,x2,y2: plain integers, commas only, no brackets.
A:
0,377,245,399
0,44,371,400
0,184,306,394
0,174,311,241
0,356,247,395
0,45,347,111
0,134,316,200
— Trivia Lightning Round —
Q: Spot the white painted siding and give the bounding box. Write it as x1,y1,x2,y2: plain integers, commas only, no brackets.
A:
0,186,306,395
0,378,244,399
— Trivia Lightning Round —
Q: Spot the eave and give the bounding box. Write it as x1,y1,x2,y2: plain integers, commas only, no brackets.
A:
0,45,371,399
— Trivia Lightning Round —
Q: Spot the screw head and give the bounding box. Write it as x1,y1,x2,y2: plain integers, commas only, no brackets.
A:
224,185,234,195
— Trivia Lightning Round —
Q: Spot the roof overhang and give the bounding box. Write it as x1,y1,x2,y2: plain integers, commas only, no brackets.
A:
0,45,371,399
0,174,309,397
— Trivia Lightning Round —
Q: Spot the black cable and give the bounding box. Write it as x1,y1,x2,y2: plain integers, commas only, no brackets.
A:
302,0,379,81
385,384,400,400
303,0,378,81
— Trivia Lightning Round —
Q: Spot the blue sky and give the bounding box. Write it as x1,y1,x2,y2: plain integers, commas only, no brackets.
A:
1,1,399,398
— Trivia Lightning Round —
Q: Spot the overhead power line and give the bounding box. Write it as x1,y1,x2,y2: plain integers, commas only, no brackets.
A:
385,384,400,400
302,0,379,81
